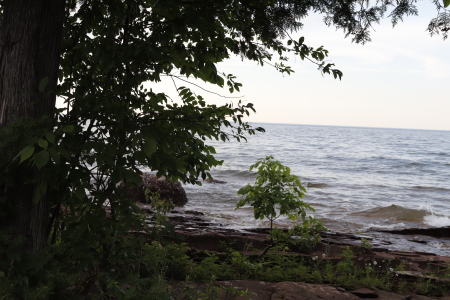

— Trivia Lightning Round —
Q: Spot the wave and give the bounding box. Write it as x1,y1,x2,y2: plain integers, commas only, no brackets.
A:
432,152,450,157
394,162,428,168
411,186,450,192
423,215,450,227
215,169,255,179
350,204,428,222
305,182,331,189
349,204,450,229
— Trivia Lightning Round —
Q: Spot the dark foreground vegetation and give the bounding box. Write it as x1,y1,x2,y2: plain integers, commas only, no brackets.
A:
2,212,450,299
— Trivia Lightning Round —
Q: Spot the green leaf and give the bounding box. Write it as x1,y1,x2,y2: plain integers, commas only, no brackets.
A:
38,138,48,149
45,132,56,144
63,125,74,133
444,0,450,7
123,169,143,183
298,37,305,45
143,138,157,158
20,145,35,163
38,77,49,92
34,151,50,169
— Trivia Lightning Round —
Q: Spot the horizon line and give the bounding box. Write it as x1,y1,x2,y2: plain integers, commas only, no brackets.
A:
248,121,450,133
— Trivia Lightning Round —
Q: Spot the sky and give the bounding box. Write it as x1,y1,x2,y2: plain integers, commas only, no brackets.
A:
156,1,450,131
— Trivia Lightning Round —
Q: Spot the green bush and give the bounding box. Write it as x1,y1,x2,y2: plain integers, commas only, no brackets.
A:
236,156,326,255
236,156,312,231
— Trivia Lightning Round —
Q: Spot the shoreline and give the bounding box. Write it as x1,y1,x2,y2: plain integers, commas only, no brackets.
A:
159,205,450,257
141,204,450,260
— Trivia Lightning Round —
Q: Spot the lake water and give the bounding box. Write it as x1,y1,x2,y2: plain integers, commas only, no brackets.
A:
181,123,450,255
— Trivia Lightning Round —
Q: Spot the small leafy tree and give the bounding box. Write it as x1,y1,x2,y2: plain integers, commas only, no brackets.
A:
236,156,325,256
236,156,312,231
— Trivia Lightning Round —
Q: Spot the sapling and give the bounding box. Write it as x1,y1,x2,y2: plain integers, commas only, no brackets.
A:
236,156,324,256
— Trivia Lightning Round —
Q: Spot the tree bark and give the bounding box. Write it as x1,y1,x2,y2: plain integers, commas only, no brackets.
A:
0,0,65,251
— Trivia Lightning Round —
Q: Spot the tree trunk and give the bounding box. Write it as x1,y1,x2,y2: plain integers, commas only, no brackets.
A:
0,0,65,251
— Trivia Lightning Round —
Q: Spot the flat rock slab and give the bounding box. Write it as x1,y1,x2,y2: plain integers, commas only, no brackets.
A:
271,282,359,300
376,227,450,238
212,281,439,300
216,281,360,300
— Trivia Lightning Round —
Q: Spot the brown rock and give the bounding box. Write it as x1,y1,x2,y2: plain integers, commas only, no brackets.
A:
215,281,362,300
124,173,188,206
402,295,440,300
373,290,404,299
350,288,378,298
271,282,360,300
212,281,439,300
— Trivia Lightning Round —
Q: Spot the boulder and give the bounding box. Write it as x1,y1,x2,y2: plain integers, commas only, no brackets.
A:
124,173,188,206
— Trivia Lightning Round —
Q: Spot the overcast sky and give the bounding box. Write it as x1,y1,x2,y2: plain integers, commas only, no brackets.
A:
163,2,449,131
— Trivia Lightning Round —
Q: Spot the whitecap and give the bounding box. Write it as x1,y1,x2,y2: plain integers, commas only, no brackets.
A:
423,215,450,227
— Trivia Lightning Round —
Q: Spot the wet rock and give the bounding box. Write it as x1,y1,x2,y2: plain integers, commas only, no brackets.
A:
376,227,450,238
124,173,188,206
204,178,227,184
183,210,205,216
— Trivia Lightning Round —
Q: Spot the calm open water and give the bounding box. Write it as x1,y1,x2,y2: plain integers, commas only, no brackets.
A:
181,123,450,255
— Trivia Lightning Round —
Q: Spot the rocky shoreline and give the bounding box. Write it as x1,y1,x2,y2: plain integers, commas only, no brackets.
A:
138,205,450,299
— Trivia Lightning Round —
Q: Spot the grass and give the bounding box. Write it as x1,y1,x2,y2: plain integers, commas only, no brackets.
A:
138,240,450,299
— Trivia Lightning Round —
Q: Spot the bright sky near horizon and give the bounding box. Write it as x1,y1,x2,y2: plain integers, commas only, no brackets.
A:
163,2,450,131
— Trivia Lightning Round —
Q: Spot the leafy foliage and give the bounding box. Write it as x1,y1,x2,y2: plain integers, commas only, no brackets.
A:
236,156,312,229
270,217,326,253
236,156,325,256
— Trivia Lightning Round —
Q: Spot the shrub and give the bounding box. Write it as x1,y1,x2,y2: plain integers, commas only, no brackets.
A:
236,156,313,231
236,156,325,255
